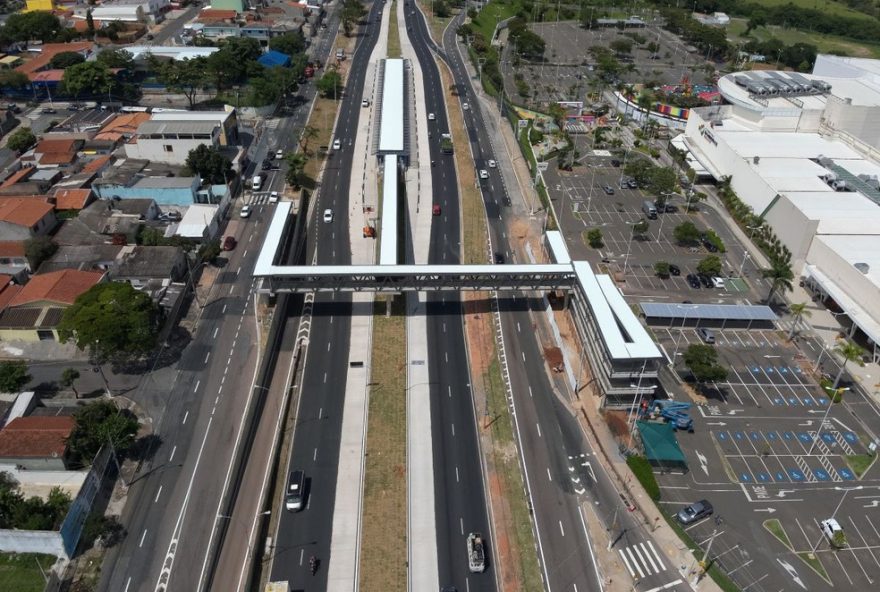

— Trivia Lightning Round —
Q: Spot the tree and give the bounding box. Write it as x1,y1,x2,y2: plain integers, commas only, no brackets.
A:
673,221,701,245
647,167,677,195
654,260,671,278
298,125,319,155
6,127,36,153
0,70,30,90
697,255,722,277
24,236,58,270
761,258,794,304
0,361,30,394
185,145,233,185
206,38,261,91
341,0,367,37
316,68,343,99
60,368,81,399
788,302,811,340
57,282,161,363
269,31,306,57
87,9,95,39
51,51,86,69
285,152,308,189
66,401,140,467
683,344,728,384
62,62,115,99
745,11,767,35
610,38,633,55
587,228,603,248
434,0,450,17
155,57,208,110
96,48,135,71
832,340,865,389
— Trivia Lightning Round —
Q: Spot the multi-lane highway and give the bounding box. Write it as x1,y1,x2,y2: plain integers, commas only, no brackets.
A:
267,2,385,590
403,6,498,591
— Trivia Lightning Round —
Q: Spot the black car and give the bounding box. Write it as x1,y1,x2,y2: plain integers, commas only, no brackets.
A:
610,158,621,167
494,252,505,264
676,500,713,525
669,264,681,276
664,204,678,213
261,160,273,171
627,179,639,189
686,273,701,289
702,236,718,252
698,274,712,288
602,185,615,195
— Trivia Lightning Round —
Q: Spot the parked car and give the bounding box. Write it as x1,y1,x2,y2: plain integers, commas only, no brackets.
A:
362,98,370,107
276,149,284,159
610,159,621,167
686,273,701,289
428,112,436,121
269,191,280,204
602,185,615,195
627,178,639,189
463,102,469,110
702,236,719,252
479,169,489,180
711,276,726,289
697,328,715,344
488,159,496,168
669,264,681,276
323,209,334,223
261,160,273,171
676,500,713,525
664,204,678,213
332,138,341,150
698,274,712,288
222,236,237,251
41,107,57,114
821,518,844,545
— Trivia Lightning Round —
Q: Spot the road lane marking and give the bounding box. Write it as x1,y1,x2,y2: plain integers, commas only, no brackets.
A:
154,486,163,503
528,386,532,398
182,411,189,425
644,580,683,592
194,380,200,392
626,546,646,578
212,327,219,339
169,445,176,461
559,521,565,536
139,529,148,547
647,540,666,570
536,423,542,438
451,423,455,436
460,518,464,535
125,577,131,592
618,549,636,577
547,468,552,481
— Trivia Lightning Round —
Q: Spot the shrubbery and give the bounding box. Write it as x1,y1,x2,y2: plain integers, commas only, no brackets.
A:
626,455,661,501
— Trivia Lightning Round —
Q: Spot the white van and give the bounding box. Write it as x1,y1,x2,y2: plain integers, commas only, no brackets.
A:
252,175,263,191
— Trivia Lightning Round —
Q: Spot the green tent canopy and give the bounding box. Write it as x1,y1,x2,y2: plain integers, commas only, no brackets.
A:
637,421,688,472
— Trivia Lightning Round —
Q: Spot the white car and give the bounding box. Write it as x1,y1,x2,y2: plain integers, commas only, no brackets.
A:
463,102,469,111
428,112,435,121
269,191,279,204
332,138,341,150
275,149,284,159
361,98,370,107
323,209,334,223
488,159,496,168
240,205,251,218
711,276,726,289
479,169,489,180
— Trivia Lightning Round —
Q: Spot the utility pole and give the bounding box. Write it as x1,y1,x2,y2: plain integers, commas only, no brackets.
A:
690,529,719,587
607,505,620,550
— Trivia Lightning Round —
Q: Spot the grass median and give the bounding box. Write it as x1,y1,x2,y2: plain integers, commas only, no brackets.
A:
389,0,401,58
360,297,408,591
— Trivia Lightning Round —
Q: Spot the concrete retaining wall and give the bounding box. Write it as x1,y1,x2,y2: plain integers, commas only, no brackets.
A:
0,529,66,557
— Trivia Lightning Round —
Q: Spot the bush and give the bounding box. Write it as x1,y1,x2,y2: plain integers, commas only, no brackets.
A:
587,228,603,248
703,229,726,253
627,455,660,501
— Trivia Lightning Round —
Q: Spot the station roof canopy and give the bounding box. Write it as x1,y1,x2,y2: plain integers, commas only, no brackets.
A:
639,302,777,322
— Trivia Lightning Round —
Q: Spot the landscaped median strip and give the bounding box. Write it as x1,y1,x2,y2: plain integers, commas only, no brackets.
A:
763,518,831,584
388,0,401,58
359,297,408,591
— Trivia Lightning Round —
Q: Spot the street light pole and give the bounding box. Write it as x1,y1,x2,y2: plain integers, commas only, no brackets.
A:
809,486,863,558
806,386,850,456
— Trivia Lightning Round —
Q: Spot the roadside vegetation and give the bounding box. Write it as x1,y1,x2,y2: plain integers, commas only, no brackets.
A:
360,298,407,590
0,552,55,592
388,0,401,58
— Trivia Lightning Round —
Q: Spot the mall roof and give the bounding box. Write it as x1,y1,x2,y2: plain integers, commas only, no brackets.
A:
380,155,398,265
784,191,880,235
718,131,861,160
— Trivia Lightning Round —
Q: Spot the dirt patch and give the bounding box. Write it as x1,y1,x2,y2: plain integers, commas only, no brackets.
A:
604,410,631,441
463,292,493,377
544,345,564,373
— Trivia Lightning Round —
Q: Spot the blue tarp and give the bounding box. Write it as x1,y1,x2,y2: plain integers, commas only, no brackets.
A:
258,50,291,68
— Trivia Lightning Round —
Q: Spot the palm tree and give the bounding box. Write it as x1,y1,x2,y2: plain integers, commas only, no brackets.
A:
762,259,794,304
833,340,865,388
788,302,811,340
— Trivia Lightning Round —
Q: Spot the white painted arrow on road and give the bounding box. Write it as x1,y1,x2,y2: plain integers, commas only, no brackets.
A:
764,355,781,359
695,450,709,476
706,422,727,426
754,508,777,513
777,558,807,590
727,409,744,415
807,410,826,414
798,420,814,427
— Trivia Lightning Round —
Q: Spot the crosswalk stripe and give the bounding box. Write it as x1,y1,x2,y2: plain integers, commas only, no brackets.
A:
647,540,666,570
626,547,646,578
632,543,653,574
639,542,659,573
618,549,636,578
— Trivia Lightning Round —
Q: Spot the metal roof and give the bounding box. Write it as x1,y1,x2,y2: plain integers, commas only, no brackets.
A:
138,120,218,136
545,231,570,264
380,155,398,265
378,59,405,153
639,302,777,321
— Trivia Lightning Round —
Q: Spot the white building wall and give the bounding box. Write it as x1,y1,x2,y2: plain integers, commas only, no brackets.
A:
125,136,217,165
823,98,880,150
807,237,880,323
763,195,818,272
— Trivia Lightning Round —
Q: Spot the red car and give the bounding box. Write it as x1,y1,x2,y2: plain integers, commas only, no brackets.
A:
432,204,441,216
222,236,237,251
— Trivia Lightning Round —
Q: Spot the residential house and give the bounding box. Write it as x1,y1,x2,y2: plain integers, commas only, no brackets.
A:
15,42,95,82
209,0,244,13
198,11,243,39
38,245,124,274
54,198,158,246
241,22,272,46
125,120,221,165
0,417,76,470
25,0,56,12
39,244,185,284
0,244,29,280
0,269,104,342
53,189,95,212
94,113,152,145
90,5,147,24
27,138,83,169
0,198,56,240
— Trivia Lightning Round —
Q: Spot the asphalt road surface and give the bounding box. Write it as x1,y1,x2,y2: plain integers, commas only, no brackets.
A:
404,6,497,591
267,3,385,589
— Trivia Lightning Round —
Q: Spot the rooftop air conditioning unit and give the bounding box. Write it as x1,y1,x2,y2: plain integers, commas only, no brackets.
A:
753,156,760,165
855,262,870,274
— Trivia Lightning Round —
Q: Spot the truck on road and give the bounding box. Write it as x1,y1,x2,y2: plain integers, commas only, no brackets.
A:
467,532,486,573
440,133,453,154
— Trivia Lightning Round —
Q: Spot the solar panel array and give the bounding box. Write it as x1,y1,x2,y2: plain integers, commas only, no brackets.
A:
639,303,777,322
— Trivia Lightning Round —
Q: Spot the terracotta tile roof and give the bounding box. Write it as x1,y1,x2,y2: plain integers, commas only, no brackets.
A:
81,155,112,174
39,152,77,166
0,275,21,311
94,113,151,142
0,241,26,257
1,168,36,188
35,138,78,155
54,189,92,210
0,416,75,459
8,269,103,307
198,9,238,20
15,42,94,75
30,69,65,83
0,198,54,228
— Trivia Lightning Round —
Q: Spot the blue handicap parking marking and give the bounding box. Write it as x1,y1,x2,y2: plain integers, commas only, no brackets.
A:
844,432,859,444
750,431,761,441
797,432,812,443
783,431,794,441
821,433,835,444
766,431,779,441
775,471,787,481
740,473,752,483
734,431,745,440
839,468,855,480
814,469,830,481
717,432,728,441
819,398,829,405
788,469,805,481
789,397,800,405
766,367,774,374
757,473,771,482
802,398,813,406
